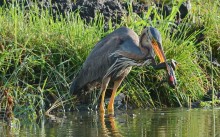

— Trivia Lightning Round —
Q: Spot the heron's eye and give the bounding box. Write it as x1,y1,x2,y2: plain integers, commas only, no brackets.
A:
151,39,157,45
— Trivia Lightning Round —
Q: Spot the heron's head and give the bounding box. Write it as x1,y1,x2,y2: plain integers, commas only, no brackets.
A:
140,26,166,63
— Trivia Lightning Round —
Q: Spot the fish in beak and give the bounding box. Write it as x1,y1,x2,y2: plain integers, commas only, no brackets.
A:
151,39,177,88
167,64,177,88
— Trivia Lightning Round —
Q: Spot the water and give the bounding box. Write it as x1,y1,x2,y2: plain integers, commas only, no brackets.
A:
1,108,220,137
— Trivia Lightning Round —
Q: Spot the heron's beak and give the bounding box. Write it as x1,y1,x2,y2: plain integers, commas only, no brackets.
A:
151,39,166,63
151,39,177,88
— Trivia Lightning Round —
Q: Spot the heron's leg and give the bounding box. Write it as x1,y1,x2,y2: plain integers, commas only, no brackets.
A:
100,77,111,113
150,57,177,70
153,62,167,70
143,56,166,69
145,56,167,70
107,77,124,114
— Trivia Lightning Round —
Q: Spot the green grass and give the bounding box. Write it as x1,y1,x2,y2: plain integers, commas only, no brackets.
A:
0,3,106,118
120,0,215,107
191,0,220,106
0,0,219,119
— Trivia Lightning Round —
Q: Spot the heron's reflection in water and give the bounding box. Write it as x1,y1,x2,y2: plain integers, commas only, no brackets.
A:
100,113,123,137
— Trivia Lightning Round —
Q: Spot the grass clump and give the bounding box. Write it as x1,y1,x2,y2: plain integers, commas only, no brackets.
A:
118,0,212,107
0,3,105,118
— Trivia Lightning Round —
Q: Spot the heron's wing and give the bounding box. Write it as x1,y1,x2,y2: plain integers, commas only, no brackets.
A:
91,27,138,51
70,35,124,94
110,39,144,61
70,27,143,94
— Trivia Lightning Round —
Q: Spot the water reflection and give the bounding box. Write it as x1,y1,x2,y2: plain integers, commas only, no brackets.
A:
100,113,122,137
1,108,220,137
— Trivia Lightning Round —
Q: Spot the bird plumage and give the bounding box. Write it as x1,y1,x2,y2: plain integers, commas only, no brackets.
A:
70,27,151,95
70,26,175,114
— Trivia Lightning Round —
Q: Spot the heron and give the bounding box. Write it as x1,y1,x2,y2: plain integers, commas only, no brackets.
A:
70,26,177,114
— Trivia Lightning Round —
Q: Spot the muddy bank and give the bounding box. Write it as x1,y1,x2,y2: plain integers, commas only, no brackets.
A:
1,0,191,28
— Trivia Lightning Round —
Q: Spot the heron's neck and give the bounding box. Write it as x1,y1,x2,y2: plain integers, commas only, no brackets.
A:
115,41,150,61
139,46,150,58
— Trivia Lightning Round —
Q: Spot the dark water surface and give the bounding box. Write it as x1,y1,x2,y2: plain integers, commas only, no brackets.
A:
1,108,220,137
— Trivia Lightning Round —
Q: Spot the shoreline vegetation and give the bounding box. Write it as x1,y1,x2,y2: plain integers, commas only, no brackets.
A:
0,0,219,123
